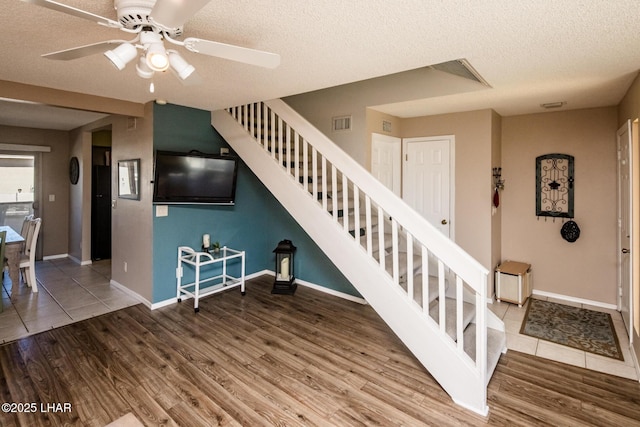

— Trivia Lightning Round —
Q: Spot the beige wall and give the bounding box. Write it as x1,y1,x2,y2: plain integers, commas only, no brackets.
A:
490,111,502,282
618,73,640,128
284,68,489,168
501,107,618,304
0,125,70,257
68,126,92,262
402,110,495,278
109,104,154,301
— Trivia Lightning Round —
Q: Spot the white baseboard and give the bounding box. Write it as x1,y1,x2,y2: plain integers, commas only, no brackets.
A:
630,343,640,383
148,269,367,309
110,279,153,308
261,270,368,305
532,289,618,311
42,253,68,261
67,255,92,266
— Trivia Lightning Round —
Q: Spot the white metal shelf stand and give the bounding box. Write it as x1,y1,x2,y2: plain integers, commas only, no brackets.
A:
176,245,246,312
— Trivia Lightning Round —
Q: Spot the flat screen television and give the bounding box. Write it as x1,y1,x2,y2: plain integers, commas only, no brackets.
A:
153,150,239,205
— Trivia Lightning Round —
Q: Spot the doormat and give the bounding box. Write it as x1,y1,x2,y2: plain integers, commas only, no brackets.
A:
520,298,623,360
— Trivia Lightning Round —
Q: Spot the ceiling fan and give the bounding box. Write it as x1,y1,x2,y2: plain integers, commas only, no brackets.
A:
22,0,281,84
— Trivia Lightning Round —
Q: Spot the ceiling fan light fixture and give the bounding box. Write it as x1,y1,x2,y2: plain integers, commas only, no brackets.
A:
135,56,155,79
168,51,195,80
146,43,170,72
104,42,137,70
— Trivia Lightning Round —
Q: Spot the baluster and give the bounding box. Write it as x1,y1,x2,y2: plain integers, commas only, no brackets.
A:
342,174,349,232
294,133,300,183
331,164,338,221
365,195,372,256
456,275,464,351
285,123,291,175
243,104,249,132
249,103,254,138
277,116,284,166
302,137,309,194
378,205,385,272
270,110,276,159
263,103,269,152
391,217,399,285
438,260,446,334
476,287,486,373
353,185,360,245
255,103,261,144
422,245,429,313
312,147,318,200
321,156,328,212
406,232,413,300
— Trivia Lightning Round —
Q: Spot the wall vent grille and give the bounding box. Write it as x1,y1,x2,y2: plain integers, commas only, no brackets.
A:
332,115,352,132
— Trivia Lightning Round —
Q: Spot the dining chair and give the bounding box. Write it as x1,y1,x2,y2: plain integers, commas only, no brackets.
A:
0,230,6,312
19,217,41,293
20,214,34,239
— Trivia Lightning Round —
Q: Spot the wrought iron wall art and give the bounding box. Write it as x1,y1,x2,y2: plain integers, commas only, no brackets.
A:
492,167,504,208
535,153,574,219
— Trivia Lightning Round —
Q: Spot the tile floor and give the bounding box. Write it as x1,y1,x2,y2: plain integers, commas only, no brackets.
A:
0,258,139,344
489,295,639,381
1,260,638,381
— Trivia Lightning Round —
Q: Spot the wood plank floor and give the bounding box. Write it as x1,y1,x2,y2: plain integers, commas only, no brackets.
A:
1,275,639,426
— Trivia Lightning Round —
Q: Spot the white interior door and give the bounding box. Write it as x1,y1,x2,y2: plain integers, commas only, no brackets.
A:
618,120,633,339
402,136,453,237
371,133,401,196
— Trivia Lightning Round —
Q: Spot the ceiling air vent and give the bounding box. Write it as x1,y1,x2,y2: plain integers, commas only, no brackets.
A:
332,115,352,132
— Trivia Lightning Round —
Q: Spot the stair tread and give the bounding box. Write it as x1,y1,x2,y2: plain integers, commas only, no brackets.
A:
462,324,506,382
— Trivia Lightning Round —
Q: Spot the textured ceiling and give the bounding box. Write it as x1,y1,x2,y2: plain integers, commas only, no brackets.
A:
1,0,640,130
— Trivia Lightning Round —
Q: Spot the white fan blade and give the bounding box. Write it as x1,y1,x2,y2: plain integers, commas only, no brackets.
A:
43,40,130,60
149,0,210,32
183,38,280,69
22,0,123,29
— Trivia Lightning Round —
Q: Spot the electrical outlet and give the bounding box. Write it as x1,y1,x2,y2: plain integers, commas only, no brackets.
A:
124,262,128,272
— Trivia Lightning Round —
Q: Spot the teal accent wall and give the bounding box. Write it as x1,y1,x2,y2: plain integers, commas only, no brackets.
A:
152,103,358,303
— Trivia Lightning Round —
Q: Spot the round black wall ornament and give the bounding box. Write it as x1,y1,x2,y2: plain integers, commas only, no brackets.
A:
561,220,580,243
69,156,79,185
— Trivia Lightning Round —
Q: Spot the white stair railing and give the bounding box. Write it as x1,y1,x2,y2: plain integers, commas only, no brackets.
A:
212,99,494,415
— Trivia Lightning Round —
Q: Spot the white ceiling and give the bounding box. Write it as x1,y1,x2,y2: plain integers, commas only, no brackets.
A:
1,0,640,130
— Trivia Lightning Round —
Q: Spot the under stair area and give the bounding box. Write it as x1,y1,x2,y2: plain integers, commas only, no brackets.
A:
212,99,506,415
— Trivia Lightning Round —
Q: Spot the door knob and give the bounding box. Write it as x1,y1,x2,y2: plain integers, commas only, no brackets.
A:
622,248,631,254
441,219,448,225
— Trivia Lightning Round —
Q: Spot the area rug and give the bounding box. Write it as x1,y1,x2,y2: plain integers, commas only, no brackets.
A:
520,298,623,360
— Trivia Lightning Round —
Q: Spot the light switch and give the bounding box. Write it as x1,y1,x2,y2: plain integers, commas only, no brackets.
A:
48,194,55,202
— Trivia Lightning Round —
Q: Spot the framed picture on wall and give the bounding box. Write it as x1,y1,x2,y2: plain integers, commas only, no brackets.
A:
118,159,140,200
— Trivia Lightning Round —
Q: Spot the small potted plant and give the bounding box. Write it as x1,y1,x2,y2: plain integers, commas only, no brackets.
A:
212,241,221,256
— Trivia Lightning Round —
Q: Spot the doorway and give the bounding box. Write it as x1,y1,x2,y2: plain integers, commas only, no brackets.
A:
0,152,42,260
371,133,401,196
618,120,633,341
402,136,454,238
91,131,112,261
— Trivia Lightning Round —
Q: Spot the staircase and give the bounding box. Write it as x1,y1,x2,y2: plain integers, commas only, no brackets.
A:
212,99,506,416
